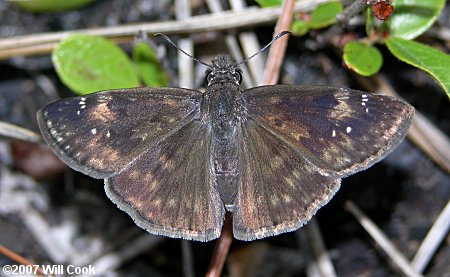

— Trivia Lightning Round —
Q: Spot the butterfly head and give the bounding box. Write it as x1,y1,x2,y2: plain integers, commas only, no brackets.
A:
206,55,242,86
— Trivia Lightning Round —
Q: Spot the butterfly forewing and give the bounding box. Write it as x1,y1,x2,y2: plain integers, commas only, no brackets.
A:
242,85,414,177
37,87,201,178
234,118,341,241
105,120,224,242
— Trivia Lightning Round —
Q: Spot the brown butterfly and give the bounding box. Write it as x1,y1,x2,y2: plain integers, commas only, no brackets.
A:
37,33,414,241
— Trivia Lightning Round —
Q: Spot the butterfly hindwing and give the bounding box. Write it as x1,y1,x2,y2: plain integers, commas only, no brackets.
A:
242,85,414,177
105,120,225,242
233,118,341,240
37,87,201,178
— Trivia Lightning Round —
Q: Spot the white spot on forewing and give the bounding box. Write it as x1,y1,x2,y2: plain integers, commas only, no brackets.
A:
91,128,97,135
362,102,366,106
65,145,70,150
81,105,86,109
365,108,369,113
332,129,336,137
362,94,367,98
77,110,81,115
106,130,110,138
49,127,65,143
346,126,352,133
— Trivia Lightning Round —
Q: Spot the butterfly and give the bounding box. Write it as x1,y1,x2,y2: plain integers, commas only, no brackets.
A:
37,37,414,242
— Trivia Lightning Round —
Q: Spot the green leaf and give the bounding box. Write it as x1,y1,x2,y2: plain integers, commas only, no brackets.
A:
254,0,281,8
290,20,310,36
133,42,169,87
386,0,445,40
52,34,140,95
386,37,450,97
308,1,343,29
343,41,383,76
290,1,343,36
13,0,95,12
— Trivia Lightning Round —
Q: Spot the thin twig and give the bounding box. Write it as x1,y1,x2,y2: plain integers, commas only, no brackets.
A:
0,121,42,143
296,230,320,277
205,213,233,277
262,0,295,85
181,240,195,277
345,201,423,277
229,0,264,86
175,0,194,89
306,262,323,277
0,244,49,276
0,0,332,59
411,200,450,273
336,0,367,23
19,207,69,264
206,0,255,89
80,235,164,277
305,218,337,277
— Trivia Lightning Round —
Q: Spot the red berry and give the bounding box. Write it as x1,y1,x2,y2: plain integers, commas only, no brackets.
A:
372,1,394,20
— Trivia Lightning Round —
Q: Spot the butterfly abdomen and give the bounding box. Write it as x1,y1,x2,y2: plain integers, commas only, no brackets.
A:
207,81,241,211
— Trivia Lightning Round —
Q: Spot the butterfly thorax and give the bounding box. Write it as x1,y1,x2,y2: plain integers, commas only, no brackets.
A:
205,55,242,211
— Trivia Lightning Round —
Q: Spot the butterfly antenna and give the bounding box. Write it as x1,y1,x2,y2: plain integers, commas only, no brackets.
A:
154,33,211,68
235,31,291,67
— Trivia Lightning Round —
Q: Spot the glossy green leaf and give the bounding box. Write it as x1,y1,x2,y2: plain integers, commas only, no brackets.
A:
290,20,310,36
52,34,140,95
343,41,383,76
13,0,95,12
254,0,281,8
133,42,169,87
386,0,445,40
386,37,450,97
308,1,343,29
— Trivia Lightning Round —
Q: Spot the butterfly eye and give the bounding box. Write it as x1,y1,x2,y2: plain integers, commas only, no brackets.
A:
233,71,242,84
206,71,214,85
